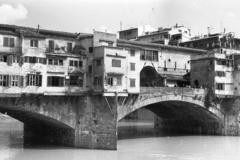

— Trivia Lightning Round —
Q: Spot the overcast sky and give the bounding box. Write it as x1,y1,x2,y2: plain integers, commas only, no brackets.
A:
0,0,240,37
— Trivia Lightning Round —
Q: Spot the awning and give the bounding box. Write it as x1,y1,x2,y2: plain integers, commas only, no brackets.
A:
68,68,84,75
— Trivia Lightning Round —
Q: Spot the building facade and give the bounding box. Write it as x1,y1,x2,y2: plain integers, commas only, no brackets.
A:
0,24,87,96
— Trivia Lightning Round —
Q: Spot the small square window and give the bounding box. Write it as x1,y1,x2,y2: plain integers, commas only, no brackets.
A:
130,79,136,87
130,50,135,57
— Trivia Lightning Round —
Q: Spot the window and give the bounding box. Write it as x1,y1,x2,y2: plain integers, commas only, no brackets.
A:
59,59,63,66
216,83,225,90
0,55,7,62
69,76,78,85
3,37,14,47
11,75,19,86
39,58,47,64
54,59,58,65
140,50,145,60
48,59,53,65
130,79,136,87
88,66,92,73
89,47,93,53
140,49,158,61
127,31,132,35
107,77,113,86
117,77,122,86
74,61,78,67
216,71,226,77
12,55,19,63
79,61,83,67
69,60,74,66
108,42,113,47
26,74,42,86
0,75,8,86
69,60,82,67
47,76,64,87
67,43,72,53
94,76,102,86
30,40,38,47
130,63,135,71
130,50,135,57
49,40,54,52
96,59,101,66
112,59,121,67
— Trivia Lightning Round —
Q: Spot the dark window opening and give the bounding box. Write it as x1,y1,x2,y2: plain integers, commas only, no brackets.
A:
96,59,101,66
47,76,64,87
89,47,93,53
49,40,54,52
67,43,72,53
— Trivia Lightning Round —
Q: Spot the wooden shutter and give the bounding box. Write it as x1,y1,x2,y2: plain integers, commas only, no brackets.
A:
10,38,14,47
59,77,64,86
35,40,38,47
33,57,37,63
43,58,47,64
7,55,13,66
6,75,9,86
19,57,24,66
47,76,52,86
3,37,8,47
26,75,29,86
37,75,42,86
30,40,33,47
18,76,24,87
49,40,54,51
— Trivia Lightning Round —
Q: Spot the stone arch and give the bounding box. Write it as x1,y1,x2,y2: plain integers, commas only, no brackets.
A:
140,66,160,87
118,94,224,122
0,95,78,146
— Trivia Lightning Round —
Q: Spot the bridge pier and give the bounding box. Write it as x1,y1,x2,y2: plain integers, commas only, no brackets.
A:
74,95,117,150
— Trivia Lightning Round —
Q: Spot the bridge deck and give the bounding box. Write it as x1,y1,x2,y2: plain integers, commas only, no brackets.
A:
140,87,207,96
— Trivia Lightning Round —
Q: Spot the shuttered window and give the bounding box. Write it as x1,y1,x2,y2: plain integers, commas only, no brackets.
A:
47,76,64,87
3,37,14,47
49,40,54,52
112,59,121,67
26,74,42,86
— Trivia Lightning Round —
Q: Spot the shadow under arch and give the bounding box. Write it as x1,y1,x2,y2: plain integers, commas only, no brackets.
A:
140,66,162,87
118,93,224,122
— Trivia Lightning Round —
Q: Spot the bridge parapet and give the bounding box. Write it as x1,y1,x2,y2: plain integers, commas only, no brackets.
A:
140,87,207,97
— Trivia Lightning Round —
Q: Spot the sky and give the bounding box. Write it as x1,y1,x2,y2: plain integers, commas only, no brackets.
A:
0,0,240,37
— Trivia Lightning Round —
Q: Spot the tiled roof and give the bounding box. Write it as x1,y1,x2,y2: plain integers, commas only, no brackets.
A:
0,24,83,39
117,39,207,53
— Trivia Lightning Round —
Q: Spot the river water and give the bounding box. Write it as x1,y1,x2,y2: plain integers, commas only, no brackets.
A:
1,119,240,160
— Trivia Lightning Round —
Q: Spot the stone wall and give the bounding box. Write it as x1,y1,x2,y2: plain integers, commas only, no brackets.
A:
0,94,118,150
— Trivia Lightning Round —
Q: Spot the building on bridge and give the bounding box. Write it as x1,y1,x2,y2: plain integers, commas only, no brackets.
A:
182,31,240,97
0,24,88,96
1,24,239,150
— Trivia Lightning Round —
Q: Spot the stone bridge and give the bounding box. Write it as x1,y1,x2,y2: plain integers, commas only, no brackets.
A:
118,87,224,122
0,87,240,150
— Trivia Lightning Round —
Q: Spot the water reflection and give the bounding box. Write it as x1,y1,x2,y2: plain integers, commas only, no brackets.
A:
1,119,240,160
